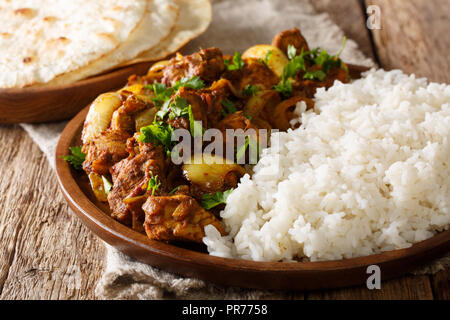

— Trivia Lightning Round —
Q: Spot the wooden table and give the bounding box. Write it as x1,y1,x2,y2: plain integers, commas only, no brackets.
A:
0,0,448,299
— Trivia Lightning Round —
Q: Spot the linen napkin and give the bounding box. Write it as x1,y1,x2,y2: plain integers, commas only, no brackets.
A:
21,0,448,299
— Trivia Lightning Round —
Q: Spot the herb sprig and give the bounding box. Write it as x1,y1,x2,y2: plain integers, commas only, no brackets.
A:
200,189,234,210
242,84,259,97
274,38,347,96
225,52,244,71
147,172,161,196
63,146,86,170
138,121,174,155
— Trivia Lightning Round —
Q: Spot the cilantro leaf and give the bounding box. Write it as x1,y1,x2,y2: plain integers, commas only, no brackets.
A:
225,52,244,71
102,176,113,195
144,83,174,107
200,189,234,210
220,99,237,115
303,70,326,81
173,76,205,91
147,172,161,196
274,37,348,95
274,81,293,97
242,84,259,97
63,146,86,170
168,96,190,120
188,105,204,138
138,122,174,154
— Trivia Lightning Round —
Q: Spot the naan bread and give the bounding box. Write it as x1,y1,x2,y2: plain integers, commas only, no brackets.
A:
0,0,147,88
125,0,212,64
45,0,179,86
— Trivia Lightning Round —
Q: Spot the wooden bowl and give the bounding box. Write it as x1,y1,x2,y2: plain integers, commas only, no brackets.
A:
0,62,153,124
55,65,450,291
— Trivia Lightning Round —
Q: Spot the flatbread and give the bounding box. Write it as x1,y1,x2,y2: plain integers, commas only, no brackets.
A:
44,0,179,86
0,0,147,88
121,0,212,65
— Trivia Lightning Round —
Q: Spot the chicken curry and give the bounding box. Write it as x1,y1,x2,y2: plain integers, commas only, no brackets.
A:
65,29,350,243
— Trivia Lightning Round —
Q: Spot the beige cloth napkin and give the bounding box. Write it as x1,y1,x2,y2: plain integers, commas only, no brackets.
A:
21,0,448,299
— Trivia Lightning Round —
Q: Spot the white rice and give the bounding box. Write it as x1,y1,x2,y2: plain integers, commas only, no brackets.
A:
203,69,450,262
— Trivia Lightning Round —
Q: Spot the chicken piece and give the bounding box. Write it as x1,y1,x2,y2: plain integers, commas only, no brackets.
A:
108,139,166,230
110,94,153,135
216,111,270,136
82,129,130,176
272,27,309,56
216,111,270,163
198,79,235,127
142,194,225,242
222,58,279,92
178,87,208,126
162,47,225,86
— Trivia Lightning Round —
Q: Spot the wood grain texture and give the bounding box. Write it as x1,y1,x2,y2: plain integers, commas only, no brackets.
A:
0,125,105,299
432,269,450,300
307,275,433,300
366,0,450,82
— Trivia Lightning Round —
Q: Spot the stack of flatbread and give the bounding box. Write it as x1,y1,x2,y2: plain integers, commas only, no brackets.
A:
0,0,211,88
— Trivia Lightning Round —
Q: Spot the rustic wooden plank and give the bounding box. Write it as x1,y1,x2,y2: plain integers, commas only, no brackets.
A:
0,126,105,300
431,269,450,300
307,274,434,300
366,0,450,82
311,0,376,61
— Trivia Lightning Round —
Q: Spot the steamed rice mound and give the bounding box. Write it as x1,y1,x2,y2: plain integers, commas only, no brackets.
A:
203,69,450,262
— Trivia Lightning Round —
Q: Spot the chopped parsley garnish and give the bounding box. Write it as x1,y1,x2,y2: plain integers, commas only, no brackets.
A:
303,70,326,81
274,37,348,96
147,172,161,196
145,76,204,110
63,146,86,170
144,82,173,107
173,76,205,91
225,52,245,71
188,105,204,138
102,176,113,195
200,189,234,210
274,81,293,97
242,84,259,97
220,99,237,115
155,98,172,120
138,121,174,155
168,96,190,120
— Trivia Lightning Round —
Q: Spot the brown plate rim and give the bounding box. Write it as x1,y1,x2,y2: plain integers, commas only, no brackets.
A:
0,62,152,94
55,66,450,290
